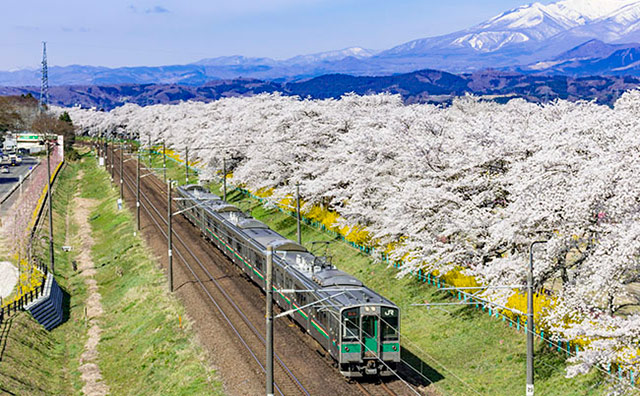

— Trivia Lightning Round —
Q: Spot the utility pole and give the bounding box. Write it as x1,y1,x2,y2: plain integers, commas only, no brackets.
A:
45,139,54,274
103,136,107,170
162,140,167,182
136,151,141,233
185,146,189,184
527,240,547,396
266,245,274,396
110,139,114,182
120,141,124,202
222,158,227,201
296,182,301,245
167,180,173,292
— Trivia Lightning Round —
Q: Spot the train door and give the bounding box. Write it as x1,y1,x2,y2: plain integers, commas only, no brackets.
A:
362,315,379,358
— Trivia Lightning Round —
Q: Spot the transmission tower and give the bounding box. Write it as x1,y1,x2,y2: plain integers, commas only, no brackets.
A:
39,41,49,112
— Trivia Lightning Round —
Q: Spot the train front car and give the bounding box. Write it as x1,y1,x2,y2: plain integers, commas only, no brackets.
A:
339,298,400,377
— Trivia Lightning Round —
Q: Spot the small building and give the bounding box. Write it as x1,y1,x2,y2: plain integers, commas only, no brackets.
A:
16,133,44,153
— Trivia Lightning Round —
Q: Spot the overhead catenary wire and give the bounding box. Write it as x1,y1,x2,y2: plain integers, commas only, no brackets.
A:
114,147,312,396
118,138,640,394
118,145,426,395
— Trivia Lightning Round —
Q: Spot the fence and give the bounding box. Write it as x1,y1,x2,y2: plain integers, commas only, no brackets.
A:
0,261,48,325
134,140,640,388
0,142,64,329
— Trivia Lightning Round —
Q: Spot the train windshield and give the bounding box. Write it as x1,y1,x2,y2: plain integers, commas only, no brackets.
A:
381,308,399,340
342,309,359,341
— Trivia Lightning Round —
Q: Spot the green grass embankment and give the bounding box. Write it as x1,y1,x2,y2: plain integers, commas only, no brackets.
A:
78,151,225,395
0,155,86,395
1,151,225,395
142,150,618,396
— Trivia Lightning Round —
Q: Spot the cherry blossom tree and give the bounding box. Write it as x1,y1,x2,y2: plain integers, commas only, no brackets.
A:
61,90,640,377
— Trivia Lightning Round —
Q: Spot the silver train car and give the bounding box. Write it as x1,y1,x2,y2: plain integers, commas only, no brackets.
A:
175,184,401,377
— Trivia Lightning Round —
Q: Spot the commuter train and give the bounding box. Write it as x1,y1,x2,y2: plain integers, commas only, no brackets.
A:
175,184,401,377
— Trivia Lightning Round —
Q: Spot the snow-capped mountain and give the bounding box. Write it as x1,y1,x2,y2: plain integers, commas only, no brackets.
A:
284,47,378,65
192,47,377,68
383,0,640,57
5,0,640,86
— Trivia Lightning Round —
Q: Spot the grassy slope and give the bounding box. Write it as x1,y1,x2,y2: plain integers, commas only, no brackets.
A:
141,151,620,396
0,152,225,396
0,157,86,395
79,152,225,396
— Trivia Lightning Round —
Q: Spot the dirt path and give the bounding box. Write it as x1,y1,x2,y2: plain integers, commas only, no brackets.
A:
72,171,110,396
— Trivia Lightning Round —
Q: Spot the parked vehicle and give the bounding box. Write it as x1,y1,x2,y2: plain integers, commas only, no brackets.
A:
0,166,9,174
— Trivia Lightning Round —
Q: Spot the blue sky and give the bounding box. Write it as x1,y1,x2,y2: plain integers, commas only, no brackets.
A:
1,0,551,70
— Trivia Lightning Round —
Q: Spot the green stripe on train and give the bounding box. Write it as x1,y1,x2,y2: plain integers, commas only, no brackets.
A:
382,343,399,352
341,344,361,353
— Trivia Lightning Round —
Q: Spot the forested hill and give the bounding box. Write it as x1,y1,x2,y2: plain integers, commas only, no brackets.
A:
2,69,639,110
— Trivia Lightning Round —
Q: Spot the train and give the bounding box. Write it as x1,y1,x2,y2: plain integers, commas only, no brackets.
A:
174,184,401,378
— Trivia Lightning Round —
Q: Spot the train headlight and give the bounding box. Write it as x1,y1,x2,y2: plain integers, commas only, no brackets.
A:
392,345,397,351
345,346,350,352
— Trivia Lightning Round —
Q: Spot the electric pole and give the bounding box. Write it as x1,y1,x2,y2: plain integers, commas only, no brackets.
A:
136,151,141,232
39,41,53,274
46,138,54,274
167,180,173,292
527,240,547,396
163,140,167,182
110,139,114,182
296,182,301,245
266,245,274,396
222,158,227,201
185,146,189,184
120,141,124,202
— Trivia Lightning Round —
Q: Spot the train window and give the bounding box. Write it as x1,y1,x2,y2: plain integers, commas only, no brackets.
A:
342,309,358,341
381,308,399,340
362,316,376,339
318,311,326,324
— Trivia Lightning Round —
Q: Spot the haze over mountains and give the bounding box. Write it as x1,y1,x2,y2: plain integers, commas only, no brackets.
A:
6,0,640,91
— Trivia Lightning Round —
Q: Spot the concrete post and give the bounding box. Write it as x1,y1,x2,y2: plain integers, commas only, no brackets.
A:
266,245,274,396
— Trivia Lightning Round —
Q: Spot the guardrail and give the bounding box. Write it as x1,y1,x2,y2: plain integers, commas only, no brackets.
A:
0,147,65,330
0,261,48,325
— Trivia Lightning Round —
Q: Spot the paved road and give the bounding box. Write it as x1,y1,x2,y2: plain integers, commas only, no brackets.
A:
0,157,39,216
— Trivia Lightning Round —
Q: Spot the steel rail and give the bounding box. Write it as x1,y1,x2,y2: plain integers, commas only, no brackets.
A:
119,161,287,396
380,382,399,396
125,148,419,396
115,149,311,396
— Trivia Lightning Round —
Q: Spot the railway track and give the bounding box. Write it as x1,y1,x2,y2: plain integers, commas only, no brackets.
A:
113,150,310,396
355,381,399,396
100,143,420,396
105,144,366,396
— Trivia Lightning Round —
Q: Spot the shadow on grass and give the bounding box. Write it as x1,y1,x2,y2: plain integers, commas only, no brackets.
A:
0,315,14,363
61,287,71,325
400,347,445,387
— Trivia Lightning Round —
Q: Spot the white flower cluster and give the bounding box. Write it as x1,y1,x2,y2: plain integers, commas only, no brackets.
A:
62,90,640,376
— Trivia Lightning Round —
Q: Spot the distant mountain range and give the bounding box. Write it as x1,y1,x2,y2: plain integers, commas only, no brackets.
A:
6,0,640,86
2,69,637,110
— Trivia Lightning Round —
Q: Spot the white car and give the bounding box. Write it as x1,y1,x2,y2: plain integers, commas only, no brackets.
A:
0,166,9,174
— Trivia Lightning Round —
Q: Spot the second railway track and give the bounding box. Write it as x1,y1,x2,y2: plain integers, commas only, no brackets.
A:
106,145,366,396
